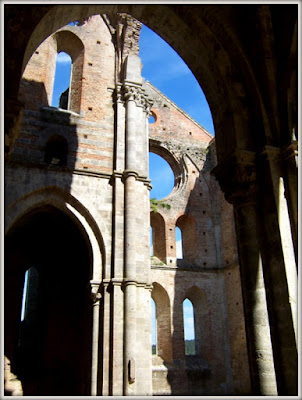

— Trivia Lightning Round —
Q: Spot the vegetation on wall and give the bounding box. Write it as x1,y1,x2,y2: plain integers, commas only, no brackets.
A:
150,198,171,213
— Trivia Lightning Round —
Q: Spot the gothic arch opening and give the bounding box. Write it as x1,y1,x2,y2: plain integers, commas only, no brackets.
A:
51,51,72,109
176,214,197,265
150,211,166,264
184,286,211,361
4,205,93,396
151,282,172,363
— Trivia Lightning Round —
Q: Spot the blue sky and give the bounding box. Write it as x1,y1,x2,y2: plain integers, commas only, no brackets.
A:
139,24,214,201
139,24,214,134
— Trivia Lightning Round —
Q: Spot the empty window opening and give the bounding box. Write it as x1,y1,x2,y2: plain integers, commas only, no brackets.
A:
20,270,29,322
149,111,157,124
176,226,183,259
150,226,154,256
149,152,174,199
183,298,196,355
20,267,39,322
45,135,68,166
151,298,157,354
19,267,40,357
51,51,72,109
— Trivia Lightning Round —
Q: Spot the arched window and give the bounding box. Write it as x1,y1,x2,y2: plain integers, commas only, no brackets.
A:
183,286,211,360
176,215,197,265
150,212,166,263
175,226,183,259
148,111,157,124
151,283,172,362
20,267,39,322
51,51,72,109
19,267,40,355
149,152,174,199
183,298,196,355
151,298,157,354
45,135,68,166
52,30,85,114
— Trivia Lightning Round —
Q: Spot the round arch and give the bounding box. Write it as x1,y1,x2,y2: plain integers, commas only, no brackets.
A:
5,185,105,281
149,139,186,197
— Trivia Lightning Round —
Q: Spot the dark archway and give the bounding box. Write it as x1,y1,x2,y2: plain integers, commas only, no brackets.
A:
5,205,93,395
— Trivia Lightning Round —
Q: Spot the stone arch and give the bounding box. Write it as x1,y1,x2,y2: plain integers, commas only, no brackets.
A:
150,211,166,264
4,202,95,395
5,185,105,281
152,282,172,363
53,29,85,113
19,28,85,113
19,5,267,161
184,285,211,361
149,139,186,197
176,214,197,265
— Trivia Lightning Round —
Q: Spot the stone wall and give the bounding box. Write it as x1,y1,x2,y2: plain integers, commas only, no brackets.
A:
145,81,250,394
5,13,250,396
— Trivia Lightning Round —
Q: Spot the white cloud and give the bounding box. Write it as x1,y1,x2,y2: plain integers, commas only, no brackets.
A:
56,52,72,64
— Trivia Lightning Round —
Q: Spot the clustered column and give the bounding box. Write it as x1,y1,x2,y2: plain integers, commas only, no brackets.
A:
122,82,153,395
213,152,277,395
213,148,298,395
90,280,102,396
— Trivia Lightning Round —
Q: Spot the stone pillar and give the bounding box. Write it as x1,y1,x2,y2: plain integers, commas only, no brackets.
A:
212,151,277,395
90,281,102,396
122,79,153,395
116,51,153,395
281,141,298,264
123,169,138,396
256,147,297,395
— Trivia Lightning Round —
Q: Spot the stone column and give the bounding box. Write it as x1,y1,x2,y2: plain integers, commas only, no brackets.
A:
212,151,277,395
123,83,140,396
90,280,102,396
281,141,298,264
122,80,153,395
256,147,297,395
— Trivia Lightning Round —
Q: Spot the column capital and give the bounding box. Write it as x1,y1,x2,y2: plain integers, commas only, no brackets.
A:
116,83,153,113
257,145,281,162
212,150,257,206
122,169,139,181
90,280,102,303
282,141,298,167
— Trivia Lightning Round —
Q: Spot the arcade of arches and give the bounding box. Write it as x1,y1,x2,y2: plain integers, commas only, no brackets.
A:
4,4,298,397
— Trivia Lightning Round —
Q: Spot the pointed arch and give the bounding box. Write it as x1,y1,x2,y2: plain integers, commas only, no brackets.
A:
151,282,172,363
176,214,197,265
5,203,94,395
184,286,211,360
150,211,166,264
